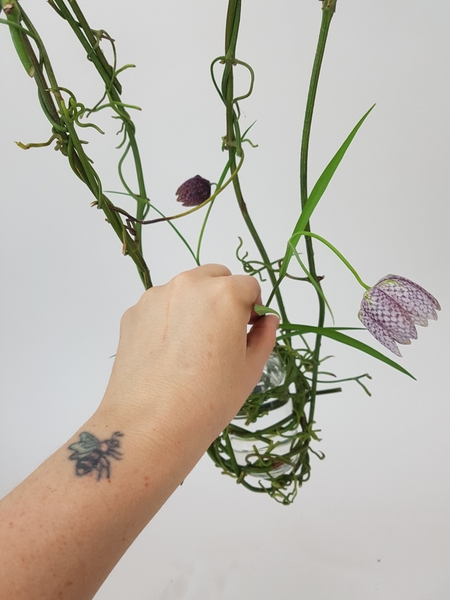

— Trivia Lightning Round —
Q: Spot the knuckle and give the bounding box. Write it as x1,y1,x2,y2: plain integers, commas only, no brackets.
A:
168,270,193,293
119,306,133,330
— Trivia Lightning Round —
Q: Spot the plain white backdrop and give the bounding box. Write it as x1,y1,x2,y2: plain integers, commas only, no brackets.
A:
0,1,449,598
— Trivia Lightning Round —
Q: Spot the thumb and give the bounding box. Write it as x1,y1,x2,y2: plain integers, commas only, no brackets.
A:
246,314,279,376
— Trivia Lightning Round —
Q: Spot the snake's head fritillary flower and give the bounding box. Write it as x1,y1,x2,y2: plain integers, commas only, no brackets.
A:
176,175,211,207
358,274,441,357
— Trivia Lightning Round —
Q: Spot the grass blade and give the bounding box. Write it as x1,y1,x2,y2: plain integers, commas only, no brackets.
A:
280,104,376,277
282,323,415,379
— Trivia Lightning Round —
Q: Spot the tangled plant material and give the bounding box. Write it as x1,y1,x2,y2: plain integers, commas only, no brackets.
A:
1,0,440,504
208,344,323,504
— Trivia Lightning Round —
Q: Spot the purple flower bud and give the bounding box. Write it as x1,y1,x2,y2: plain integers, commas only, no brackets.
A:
176,175,211,207
358,275,441,356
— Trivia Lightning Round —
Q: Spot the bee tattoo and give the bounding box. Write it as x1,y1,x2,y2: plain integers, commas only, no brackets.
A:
68,431,123,480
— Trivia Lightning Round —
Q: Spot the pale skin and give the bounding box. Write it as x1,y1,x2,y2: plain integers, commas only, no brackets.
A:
0,264,278,600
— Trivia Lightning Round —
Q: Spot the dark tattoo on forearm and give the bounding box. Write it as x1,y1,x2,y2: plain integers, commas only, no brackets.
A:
68,431,123,480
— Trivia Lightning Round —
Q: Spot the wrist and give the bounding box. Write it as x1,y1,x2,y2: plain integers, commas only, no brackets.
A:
91,385,214,487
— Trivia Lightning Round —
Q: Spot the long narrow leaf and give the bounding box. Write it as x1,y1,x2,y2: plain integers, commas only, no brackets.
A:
280,104,376,277
282,323,415,379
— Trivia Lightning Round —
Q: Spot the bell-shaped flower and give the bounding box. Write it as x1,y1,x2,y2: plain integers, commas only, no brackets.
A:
358,274,440,356
176,175,211,207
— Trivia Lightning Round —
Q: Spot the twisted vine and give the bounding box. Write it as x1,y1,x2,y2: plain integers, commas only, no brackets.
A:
3,0,380,505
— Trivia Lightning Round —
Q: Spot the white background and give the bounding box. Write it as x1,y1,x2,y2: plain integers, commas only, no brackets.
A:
0,1,449,598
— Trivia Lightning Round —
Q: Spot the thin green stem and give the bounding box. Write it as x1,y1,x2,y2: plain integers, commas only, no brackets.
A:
292,231,370,290
107,191,199,266
299,2,336,425
17,3,152,289
222,0,288,323
51,0,150,283
196,160,230,263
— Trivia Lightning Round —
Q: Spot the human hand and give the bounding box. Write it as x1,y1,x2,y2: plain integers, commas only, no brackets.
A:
0,265,279,600
102,264,279,446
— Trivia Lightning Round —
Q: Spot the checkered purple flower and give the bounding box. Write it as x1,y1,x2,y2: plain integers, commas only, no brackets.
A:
176,175,211,207
358,274,441,356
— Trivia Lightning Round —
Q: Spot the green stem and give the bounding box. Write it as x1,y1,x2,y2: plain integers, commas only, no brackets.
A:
299,1,336,424
17,3,152,289
107,190,199,266
196,160,230,263
293,231,370,290
65,1,147,202
222,0,288,323
51,0,150,285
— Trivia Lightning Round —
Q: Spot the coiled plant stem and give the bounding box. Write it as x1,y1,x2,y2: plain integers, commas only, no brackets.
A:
222,0,288,324
11,2,152,289
52,1,148,224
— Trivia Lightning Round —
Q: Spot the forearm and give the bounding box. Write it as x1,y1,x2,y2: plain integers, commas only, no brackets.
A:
0,265,278,599
0,398,211,600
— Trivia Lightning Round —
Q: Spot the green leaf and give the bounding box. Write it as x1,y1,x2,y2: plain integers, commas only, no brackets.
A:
282,323,416,379
254,304,280,318
280,104,376,278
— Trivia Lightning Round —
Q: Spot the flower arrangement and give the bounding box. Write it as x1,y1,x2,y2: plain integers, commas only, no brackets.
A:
0,0,440,504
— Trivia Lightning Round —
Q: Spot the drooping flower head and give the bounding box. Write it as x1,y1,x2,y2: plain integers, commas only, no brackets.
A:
358,274,441,356
176,175,211,207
